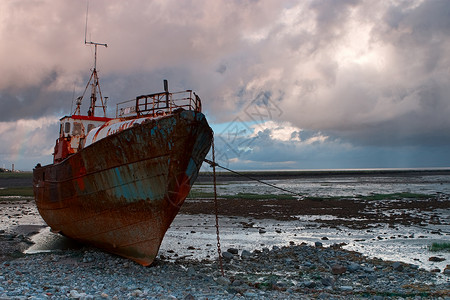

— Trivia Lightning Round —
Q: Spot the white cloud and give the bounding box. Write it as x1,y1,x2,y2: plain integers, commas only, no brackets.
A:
0,116,59,165
250,120,329,145
1,0,450,170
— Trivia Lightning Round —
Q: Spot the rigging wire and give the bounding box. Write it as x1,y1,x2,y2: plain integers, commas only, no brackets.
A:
204,159,303,198
203,159,449,235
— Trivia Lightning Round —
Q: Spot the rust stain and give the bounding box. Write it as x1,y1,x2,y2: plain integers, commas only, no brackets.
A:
33,109,212,266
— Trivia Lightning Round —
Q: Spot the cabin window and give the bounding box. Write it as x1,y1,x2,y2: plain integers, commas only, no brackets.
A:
59,124,63,135
64,122,71,134
87,124,95,133
73,123,82,136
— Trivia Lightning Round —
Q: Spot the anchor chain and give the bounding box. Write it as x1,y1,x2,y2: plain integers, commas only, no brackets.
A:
211,136,224,276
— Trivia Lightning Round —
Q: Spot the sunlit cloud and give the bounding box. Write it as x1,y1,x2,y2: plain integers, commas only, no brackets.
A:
1,0,450,170
0,116,58,165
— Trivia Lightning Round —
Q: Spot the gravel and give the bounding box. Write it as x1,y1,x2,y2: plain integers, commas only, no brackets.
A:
1,197,449,299
0,242,449,299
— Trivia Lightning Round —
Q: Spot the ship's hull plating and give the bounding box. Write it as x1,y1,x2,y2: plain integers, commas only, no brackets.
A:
33,110,212,266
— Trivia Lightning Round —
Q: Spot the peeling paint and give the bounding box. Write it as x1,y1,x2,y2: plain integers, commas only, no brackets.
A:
33,109,212,266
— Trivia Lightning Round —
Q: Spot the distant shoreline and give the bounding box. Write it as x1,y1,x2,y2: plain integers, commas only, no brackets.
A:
2,168,450,187
197,168,450,182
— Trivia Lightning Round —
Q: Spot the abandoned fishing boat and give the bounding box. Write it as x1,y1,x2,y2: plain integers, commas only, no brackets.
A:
32,43,213,266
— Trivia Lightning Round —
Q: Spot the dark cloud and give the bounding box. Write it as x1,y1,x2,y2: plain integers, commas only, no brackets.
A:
1,0,450,170
0,77,73,121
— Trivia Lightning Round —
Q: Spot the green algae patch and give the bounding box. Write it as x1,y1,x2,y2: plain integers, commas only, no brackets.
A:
0,187,34,197
429,242,450,252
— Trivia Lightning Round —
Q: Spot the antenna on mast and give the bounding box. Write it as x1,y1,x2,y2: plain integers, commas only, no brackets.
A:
78,0,108,117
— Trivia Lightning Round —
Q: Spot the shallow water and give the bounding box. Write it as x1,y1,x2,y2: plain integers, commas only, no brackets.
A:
22,172,450,281
26,212,449,279
193,174,450,198
161,214,449,270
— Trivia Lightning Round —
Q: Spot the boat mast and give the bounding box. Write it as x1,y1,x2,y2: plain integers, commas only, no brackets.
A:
76,2,108,117
85,41,107,117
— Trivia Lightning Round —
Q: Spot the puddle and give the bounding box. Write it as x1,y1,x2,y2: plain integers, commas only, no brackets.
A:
23,213,449,285
25,227,82,254
159,214,450,273
193,174,450,198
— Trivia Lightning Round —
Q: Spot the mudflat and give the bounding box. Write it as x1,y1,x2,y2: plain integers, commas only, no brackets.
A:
1,171,449,298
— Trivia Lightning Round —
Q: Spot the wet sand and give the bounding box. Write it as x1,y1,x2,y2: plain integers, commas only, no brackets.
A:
180,196,449,228
1,195,449,298
1,172,449,292
2,195,449,273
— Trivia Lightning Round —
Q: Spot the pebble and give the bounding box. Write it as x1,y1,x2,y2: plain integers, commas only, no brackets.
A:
303,281,316,288
0,243,448,299
347,262,360,272
321,276,333,286
392,261,404,271
241,250,252,259
331,264,347,275
429,256,446,262
444,266,450,275
215,276,231,285
227,248,238,255
222,252,234,260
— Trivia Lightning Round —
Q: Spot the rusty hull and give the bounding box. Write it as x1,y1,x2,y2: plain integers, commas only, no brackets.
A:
33,110,212,266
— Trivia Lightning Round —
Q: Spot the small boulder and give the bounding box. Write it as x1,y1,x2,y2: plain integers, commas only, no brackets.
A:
227,248,238,255
222,252,234,260
321,276,333,286
241,250,252,259
443,266,450,275
392,262,404,272
430,268,441,273
304,281,316,288
331,264,347,275
429,256,446,262
216,276,231,285
347,262,360,272
184,294,195,300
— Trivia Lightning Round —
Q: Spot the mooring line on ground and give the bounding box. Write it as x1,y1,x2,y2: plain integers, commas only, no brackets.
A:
203,159,450,236
203,159,304,198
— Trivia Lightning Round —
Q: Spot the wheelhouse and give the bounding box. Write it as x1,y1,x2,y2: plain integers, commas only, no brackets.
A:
54,115,111,163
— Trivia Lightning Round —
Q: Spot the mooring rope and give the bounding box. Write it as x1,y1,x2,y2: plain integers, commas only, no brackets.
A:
204,159,450,236
203,159,303,198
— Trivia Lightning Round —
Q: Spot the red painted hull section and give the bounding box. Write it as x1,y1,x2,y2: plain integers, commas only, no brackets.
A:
33,110,212,266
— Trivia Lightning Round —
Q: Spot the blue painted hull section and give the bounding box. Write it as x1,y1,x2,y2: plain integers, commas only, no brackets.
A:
33,110,212,265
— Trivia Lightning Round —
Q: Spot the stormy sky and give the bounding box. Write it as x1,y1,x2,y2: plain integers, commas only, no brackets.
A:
1,0,450,171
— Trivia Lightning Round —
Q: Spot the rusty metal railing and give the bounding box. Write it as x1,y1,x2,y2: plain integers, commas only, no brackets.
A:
115,90,202,118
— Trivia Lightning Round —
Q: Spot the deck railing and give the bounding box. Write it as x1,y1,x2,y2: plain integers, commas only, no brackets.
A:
115,90,202,118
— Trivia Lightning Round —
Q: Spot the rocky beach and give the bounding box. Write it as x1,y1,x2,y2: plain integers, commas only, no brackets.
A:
1,171,450,299
0,196,449,299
